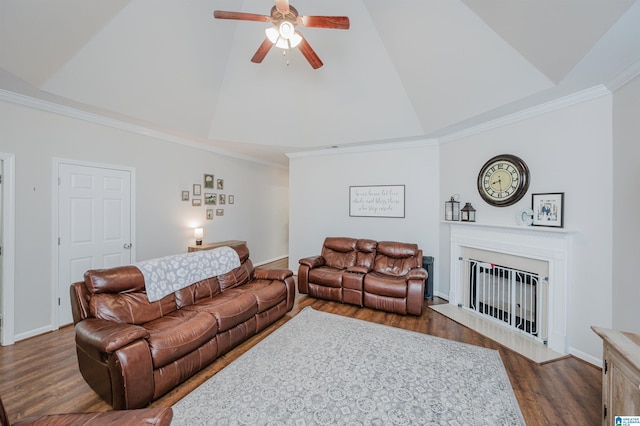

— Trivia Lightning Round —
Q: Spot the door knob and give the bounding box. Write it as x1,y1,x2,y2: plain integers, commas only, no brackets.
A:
123,243,132,249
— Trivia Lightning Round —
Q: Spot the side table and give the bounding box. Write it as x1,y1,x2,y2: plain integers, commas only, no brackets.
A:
188,239,246,252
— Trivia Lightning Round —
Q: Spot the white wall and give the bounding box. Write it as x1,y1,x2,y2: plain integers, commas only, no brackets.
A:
439,93,614,362
0,100,289,340
289,94,615,362
612,74,640,334
288,142,440,284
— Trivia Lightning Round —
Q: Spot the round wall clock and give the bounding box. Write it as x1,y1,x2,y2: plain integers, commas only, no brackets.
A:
477,154,530,207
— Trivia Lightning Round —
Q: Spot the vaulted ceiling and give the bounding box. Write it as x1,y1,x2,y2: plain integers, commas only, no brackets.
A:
2,0,640,166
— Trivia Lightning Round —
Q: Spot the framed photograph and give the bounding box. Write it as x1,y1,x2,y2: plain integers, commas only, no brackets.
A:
349,185,405,218
217,179,224,190
204,193,216,205
192,198,202,207
219,194,226,205
206,209,214,220
532,192,564,228
204,174,214,189
193,184,201,196
229,195,234,204
181,190,190,201
216,208,224,216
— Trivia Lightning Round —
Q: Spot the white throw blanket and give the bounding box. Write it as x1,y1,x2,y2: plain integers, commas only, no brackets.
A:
136,246,241,302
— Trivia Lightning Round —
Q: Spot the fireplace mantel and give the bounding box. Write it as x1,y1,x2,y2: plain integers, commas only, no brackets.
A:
442,220,577,235
447,221,573,354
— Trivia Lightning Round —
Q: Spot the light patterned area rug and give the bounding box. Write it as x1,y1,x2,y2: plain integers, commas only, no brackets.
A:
172,307,525,425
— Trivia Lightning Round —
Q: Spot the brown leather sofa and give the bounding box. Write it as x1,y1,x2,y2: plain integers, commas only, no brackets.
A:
298,237,427,315
0,394,173,426
70,244,295,410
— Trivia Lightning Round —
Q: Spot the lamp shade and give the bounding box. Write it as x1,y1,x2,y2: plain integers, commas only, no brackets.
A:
194,228,204,239
194,228,204,245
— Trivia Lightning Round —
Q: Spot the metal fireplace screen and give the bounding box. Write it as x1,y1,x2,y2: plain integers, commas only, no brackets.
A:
462,258,548,343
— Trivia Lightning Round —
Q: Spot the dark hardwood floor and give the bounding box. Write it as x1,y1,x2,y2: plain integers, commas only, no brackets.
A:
0,258,602,425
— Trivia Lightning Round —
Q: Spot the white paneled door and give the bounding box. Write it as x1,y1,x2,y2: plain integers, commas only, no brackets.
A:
57,162,133,326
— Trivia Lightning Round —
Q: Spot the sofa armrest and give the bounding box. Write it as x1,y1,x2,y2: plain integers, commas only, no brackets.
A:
298,256,325,269
347,265,369,274
404,267,428,281
75,318,149,353
14,407,173,426
254,268,294,281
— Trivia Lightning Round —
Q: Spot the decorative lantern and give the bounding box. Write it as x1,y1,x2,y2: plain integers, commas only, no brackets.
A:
445,196,460,221
461,202,476,222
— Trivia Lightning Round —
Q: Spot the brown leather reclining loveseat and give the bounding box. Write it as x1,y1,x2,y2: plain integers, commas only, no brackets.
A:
298,237,427,315
70,244,294,410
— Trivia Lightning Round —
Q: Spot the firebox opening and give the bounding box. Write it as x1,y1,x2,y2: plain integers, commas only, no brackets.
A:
461,257,549,344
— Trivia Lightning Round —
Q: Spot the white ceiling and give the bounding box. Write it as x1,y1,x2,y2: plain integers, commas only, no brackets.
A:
2,0,640,166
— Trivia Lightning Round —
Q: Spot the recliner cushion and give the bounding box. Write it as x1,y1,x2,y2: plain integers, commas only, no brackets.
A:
236,280,287,312
90,292,177,324
143,310,218,368
184,290,258,332
364,272,408,298
321,237,357,269
308,267,344,288
372,242,420,276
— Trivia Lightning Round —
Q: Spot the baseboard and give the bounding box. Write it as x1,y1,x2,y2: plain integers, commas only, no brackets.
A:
15,324,54,343
254,254,288,267
569,347,602,368
433,290,449,301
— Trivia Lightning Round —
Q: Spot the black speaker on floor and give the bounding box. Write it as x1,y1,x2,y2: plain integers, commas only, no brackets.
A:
422,256,434,300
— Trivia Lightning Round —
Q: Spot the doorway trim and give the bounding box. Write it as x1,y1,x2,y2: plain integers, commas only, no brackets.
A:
0,153,16,345
52,157,136,329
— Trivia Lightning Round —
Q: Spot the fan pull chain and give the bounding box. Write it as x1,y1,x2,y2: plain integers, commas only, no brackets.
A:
283,49,290,66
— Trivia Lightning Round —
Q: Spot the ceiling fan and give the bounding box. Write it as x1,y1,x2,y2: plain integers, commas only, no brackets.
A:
213,0,350,69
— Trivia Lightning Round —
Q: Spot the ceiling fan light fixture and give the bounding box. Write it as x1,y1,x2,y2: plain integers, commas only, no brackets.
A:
279,21,295,39
265,23,302,49
265,26,279,44
215,0,349,68
289,31,302,48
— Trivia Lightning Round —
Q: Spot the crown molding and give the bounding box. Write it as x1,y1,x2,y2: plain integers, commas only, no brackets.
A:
0,90,286,169
439,85,611,144
2,82,618,165
608,57,640,92
286,138,439,159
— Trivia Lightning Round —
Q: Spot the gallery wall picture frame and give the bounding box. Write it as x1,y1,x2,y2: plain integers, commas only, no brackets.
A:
181,191,189,201
349,185,405,218
229,195,234,204
204,193,216,205
532,192,564,228
206,209,214,220
217,179,224,190
204,174,214,188
216,208,224,216
193,184,201,196
192,198,202,207
219,194,226,205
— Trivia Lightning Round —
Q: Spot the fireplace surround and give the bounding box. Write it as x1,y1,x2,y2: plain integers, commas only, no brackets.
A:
448,222,573,354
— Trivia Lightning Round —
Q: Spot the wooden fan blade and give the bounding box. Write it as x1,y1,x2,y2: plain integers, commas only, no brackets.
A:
300,16,350,30
275,0,289,14
297,35,323,69
213,10,271,22
251,38,274,63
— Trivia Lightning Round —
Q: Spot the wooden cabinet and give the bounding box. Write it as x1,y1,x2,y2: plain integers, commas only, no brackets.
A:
188,240,246,252
592,326,640,424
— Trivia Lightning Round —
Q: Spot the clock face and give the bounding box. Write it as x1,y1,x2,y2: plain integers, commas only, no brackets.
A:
477,154,530,207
